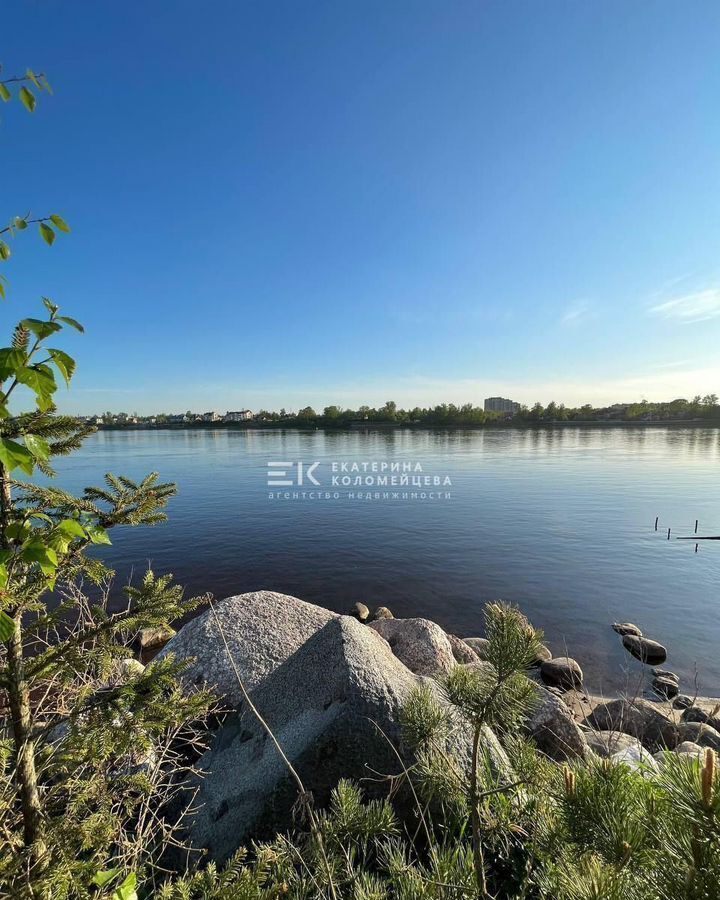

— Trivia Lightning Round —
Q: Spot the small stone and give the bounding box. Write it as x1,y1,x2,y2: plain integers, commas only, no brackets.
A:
446,634,480,665
612,622,643,637
673,695,694,710
139,625,176,651
372,606,394,621
540,656,583,691
652,676,679,699
676,722,720,752
652,668,679,682
117,658,145,680
531,643,553,667
584,730,643,759
622,634,667,666
610,744,660,775
675,741,707,758
350,602,369,622
682,706,720,732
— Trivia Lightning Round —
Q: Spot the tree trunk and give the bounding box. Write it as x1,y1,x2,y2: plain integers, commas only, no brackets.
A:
6,615,46,868
1,467,47,874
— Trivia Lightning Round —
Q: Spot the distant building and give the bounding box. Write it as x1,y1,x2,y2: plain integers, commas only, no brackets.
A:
202,411,222,422
224,410,253,422
484,396,521,414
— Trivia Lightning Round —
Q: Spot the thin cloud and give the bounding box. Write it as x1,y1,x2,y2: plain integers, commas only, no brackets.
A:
649,289,720,323
560,300,592,325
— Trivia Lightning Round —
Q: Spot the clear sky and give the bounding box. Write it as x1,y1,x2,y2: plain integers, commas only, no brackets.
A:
3,0,720,414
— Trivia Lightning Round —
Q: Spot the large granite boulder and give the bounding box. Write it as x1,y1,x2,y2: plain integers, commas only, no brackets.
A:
584,698,678,751
184,616,509,864
524,686,588,761
156,591,337,706
368,617,456,678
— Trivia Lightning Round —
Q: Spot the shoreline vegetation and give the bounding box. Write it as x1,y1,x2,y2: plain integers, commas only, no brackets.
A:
81,395,720,430
96,416,720,431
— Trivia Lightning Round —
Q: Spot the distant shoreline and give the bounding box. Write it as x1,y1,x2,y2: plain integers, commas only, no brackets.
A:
91,418,719,432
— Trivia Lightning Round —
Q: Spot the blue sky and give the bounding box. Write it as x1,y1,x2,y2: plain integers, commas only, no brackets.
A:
3,0,720,414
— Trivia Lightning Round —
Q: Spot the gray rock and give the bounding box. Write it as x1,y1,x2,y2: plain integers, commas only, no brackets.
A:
138,625,176,651
184,616,508,864
447,634,480,665
368,617,456,678
673,694,695,710
156,591,337,706
116,658,145,681
584,730,645,759
675,741,707,759
610,743,660,774
676,722,720,752
622,635,667,666
540,657,583,691
463,637,490,659
531,644,553,667
681,706,720,732
652,668,679,682
612,622,643,637
652,676,679,700
524,686,588,760
372,606,394,621
350,602,370,622
584,698,678,751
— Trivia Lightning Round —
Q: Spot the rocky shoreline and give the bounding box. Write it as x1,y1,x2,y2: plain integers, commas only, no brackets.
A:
136,592,720,864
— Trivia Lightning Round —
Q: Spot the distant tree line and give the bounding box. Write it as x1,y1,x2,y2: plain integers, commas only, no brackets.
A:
246,394,720,427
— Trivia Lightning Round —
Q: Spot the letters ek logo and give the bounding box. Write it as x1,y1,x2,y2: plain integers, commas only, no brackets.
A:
266,461,320,487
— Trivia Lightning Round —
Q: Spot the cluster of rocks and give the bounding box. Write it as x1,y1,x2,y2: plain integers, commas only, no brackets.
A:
136,593,718,864
610,622,683,701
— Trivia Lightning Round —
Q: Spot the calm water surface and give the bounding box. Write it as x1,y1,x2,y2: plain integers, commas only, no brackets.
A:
51,427,720,694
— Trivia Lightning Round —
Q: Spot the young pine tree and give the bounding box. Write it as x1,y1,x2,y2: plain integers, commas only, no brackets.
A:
0,66,213,898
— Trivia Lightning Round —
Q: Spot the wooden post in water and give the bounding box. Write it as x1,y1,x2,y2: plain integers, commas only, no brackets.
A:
667,527,671,540
654,516,659,531
695,519,699,534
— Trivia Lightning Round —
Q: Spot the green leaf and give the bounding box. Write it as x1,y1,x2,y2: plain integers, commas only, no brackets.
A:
48,348,76,386
92,869,120,889
113,874,138,900
21,543,58,576
0,348,27,381
0,437,35,475
15,366,58,409
0,241,11,262
57,519,85,538
57,315,84,333
23,434,51,462
20,318,62,340
49,214,70,233
0,83,10,103
19,86,36,112
0,610,15,642
26,69,42,90
42,296,58,315
0,564,8,592
14,217,28,230
87,525,112,545
39,222,55,245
